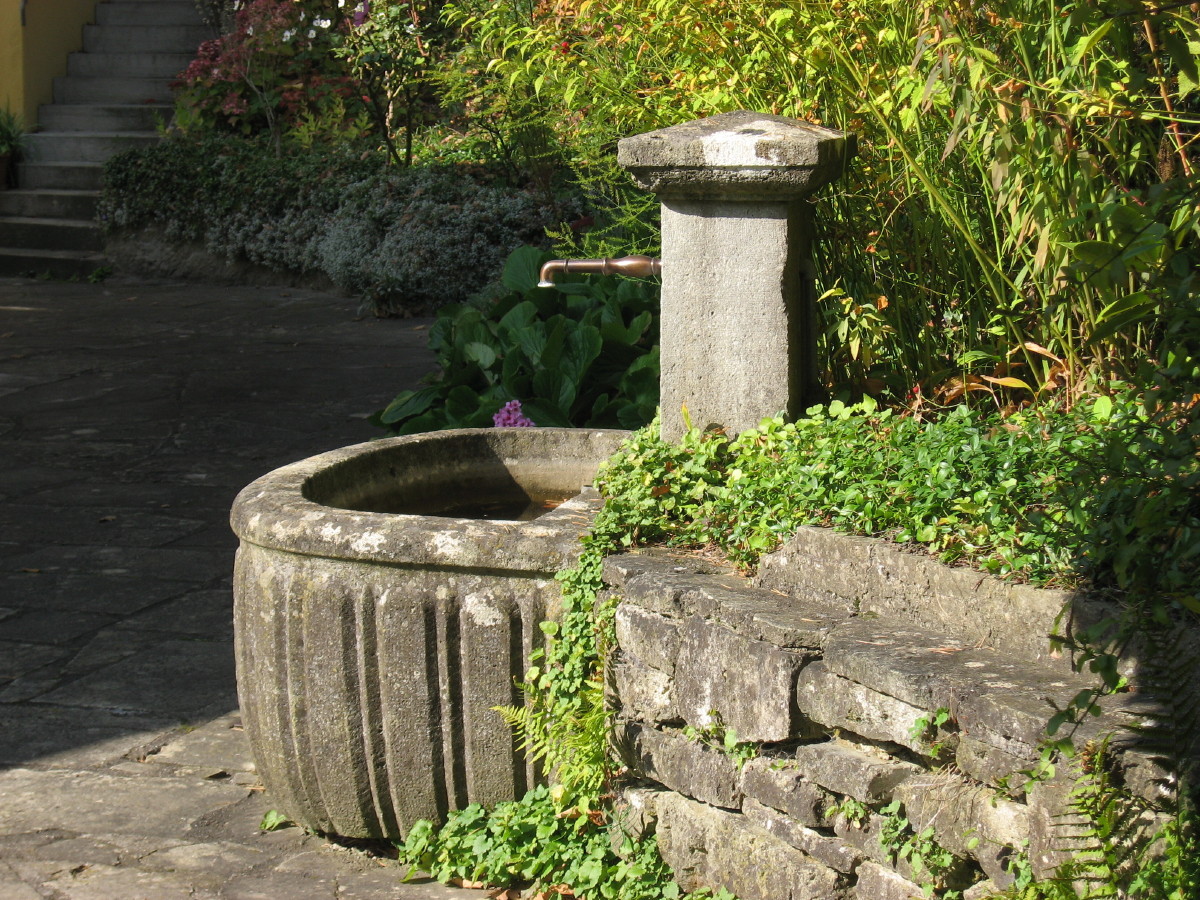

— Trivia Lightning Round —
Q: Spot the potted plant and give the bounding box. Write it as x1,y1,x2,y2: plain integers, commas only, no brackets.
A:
0,109,26,190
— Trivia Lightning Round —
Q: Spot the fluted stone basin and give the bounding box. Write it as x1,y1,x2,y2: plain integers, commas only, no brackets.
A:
230,427,628,838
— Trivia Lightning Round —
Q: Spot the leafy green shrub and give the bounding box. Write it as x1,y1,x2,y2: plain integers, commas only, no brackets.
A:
172,0,368,146
100,137,577,314
0,107,25,160
1069,297,1200,615
373,245,659,432
334,0,455,166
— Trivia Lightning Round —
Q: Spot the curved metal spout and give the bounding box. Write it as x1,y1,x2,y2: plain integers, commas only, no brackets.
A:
537,255,662,288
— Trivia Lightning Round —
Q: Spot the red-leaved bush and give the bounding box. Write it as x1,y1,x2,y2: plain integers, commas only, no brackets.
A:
173,0,367,142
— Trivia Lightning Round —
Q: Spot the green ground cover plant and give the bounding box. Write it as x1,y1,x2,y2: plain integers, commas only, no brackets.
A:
598,400,1106,584
401,785,719,900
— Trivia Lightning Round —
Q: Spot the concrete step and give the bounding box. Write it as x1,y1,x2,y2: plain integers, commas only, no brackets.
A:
54,76,174,105
95,0,206,27
0,216,104,252
82,23,212,54
17,162,106,192
67,51,194,79
0,246,108,278
37,103,172,132
23,132,159,164
0,189,99,220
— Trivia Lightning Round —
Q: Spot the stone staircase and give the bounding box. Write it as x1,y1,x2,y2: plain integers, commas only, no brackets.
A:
0,0,211,278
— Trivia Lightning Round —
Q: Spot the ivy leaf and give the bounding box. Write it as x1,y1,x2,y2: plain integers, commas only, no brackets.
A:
260,809,293,832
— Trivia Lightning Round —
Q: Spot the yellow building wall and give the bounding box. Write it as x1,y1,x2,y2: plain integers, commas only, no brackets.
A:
24,0,96,125
1,0,96,126
0,0,25,119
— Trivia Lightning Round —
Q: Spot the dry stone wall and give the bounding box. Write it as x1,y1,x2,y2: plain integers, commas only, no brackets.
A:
602,532,1176,898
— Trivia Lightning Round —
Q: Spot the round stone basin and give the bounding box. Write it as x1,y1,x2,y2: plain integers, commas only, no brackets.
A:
230,427,629,839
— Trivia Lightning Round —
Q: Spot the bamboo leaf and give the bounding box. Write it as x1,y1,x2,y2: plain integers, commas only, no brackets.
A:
980,375,1034,391
1070,19,1113,66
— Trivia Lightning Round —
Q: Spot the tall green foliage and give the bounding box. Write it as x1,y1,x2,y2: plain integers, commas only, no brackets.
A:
441,0,1199,396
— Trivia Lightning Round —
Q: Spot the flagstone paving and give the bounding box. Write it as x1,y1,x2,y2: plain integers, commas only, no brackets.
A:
0,276,487,899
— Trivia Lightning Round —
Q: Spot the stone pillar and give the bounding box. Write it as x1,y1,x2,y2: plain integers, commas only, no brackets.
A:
617,111,854,441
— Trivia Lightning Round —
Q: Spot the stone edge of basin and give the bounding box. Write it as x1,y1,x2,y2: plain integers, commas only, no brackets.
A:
230,427,631,573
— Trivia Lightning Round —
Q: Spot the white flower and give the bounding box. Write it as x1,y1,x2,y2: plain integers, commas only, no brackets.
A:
307,28,316,38
246,24,254,34
282,28,295,41
338,0,346,6
315,17,331,27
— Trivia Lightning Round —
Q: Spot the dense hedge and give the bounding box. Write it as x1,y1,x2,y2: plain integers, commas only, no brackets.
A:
99,136,579,314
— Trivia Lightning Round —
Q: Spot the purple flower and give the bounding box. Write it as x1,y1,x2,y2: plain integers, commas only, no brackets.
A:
352,0,369,26
493,400,536,428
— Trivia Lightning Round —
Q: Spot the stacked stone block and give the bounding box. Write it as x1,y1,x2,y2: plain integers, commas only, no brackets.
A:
602,535,1173,898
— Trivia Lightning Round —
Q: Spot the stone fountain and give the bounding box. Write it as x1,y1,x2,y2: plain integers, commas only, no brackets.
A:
231,111,854,839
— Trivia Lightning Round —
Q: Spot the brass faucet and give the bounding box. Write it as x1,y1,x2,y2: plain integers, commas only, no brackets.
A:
537,255,662,288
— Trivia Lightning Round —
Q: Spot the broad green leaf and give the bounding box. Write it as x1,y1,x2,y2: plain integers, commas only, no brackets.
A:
463,341,497,369
521,398,572,428
445,384,485,422
510,320,548,366
1089,292,1156,343
956,350,1000,368
533,367,577,413
539,317,567,374
501,245,550,293
379,386,438,425
1096,290,1156,324
498,299,538,333
396,410,442,435
260,810,292,832
561,325,603,390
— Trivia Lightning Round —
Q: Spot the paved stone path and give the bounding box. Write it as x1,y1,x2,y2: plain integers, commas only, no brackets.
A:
0,276,488,899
